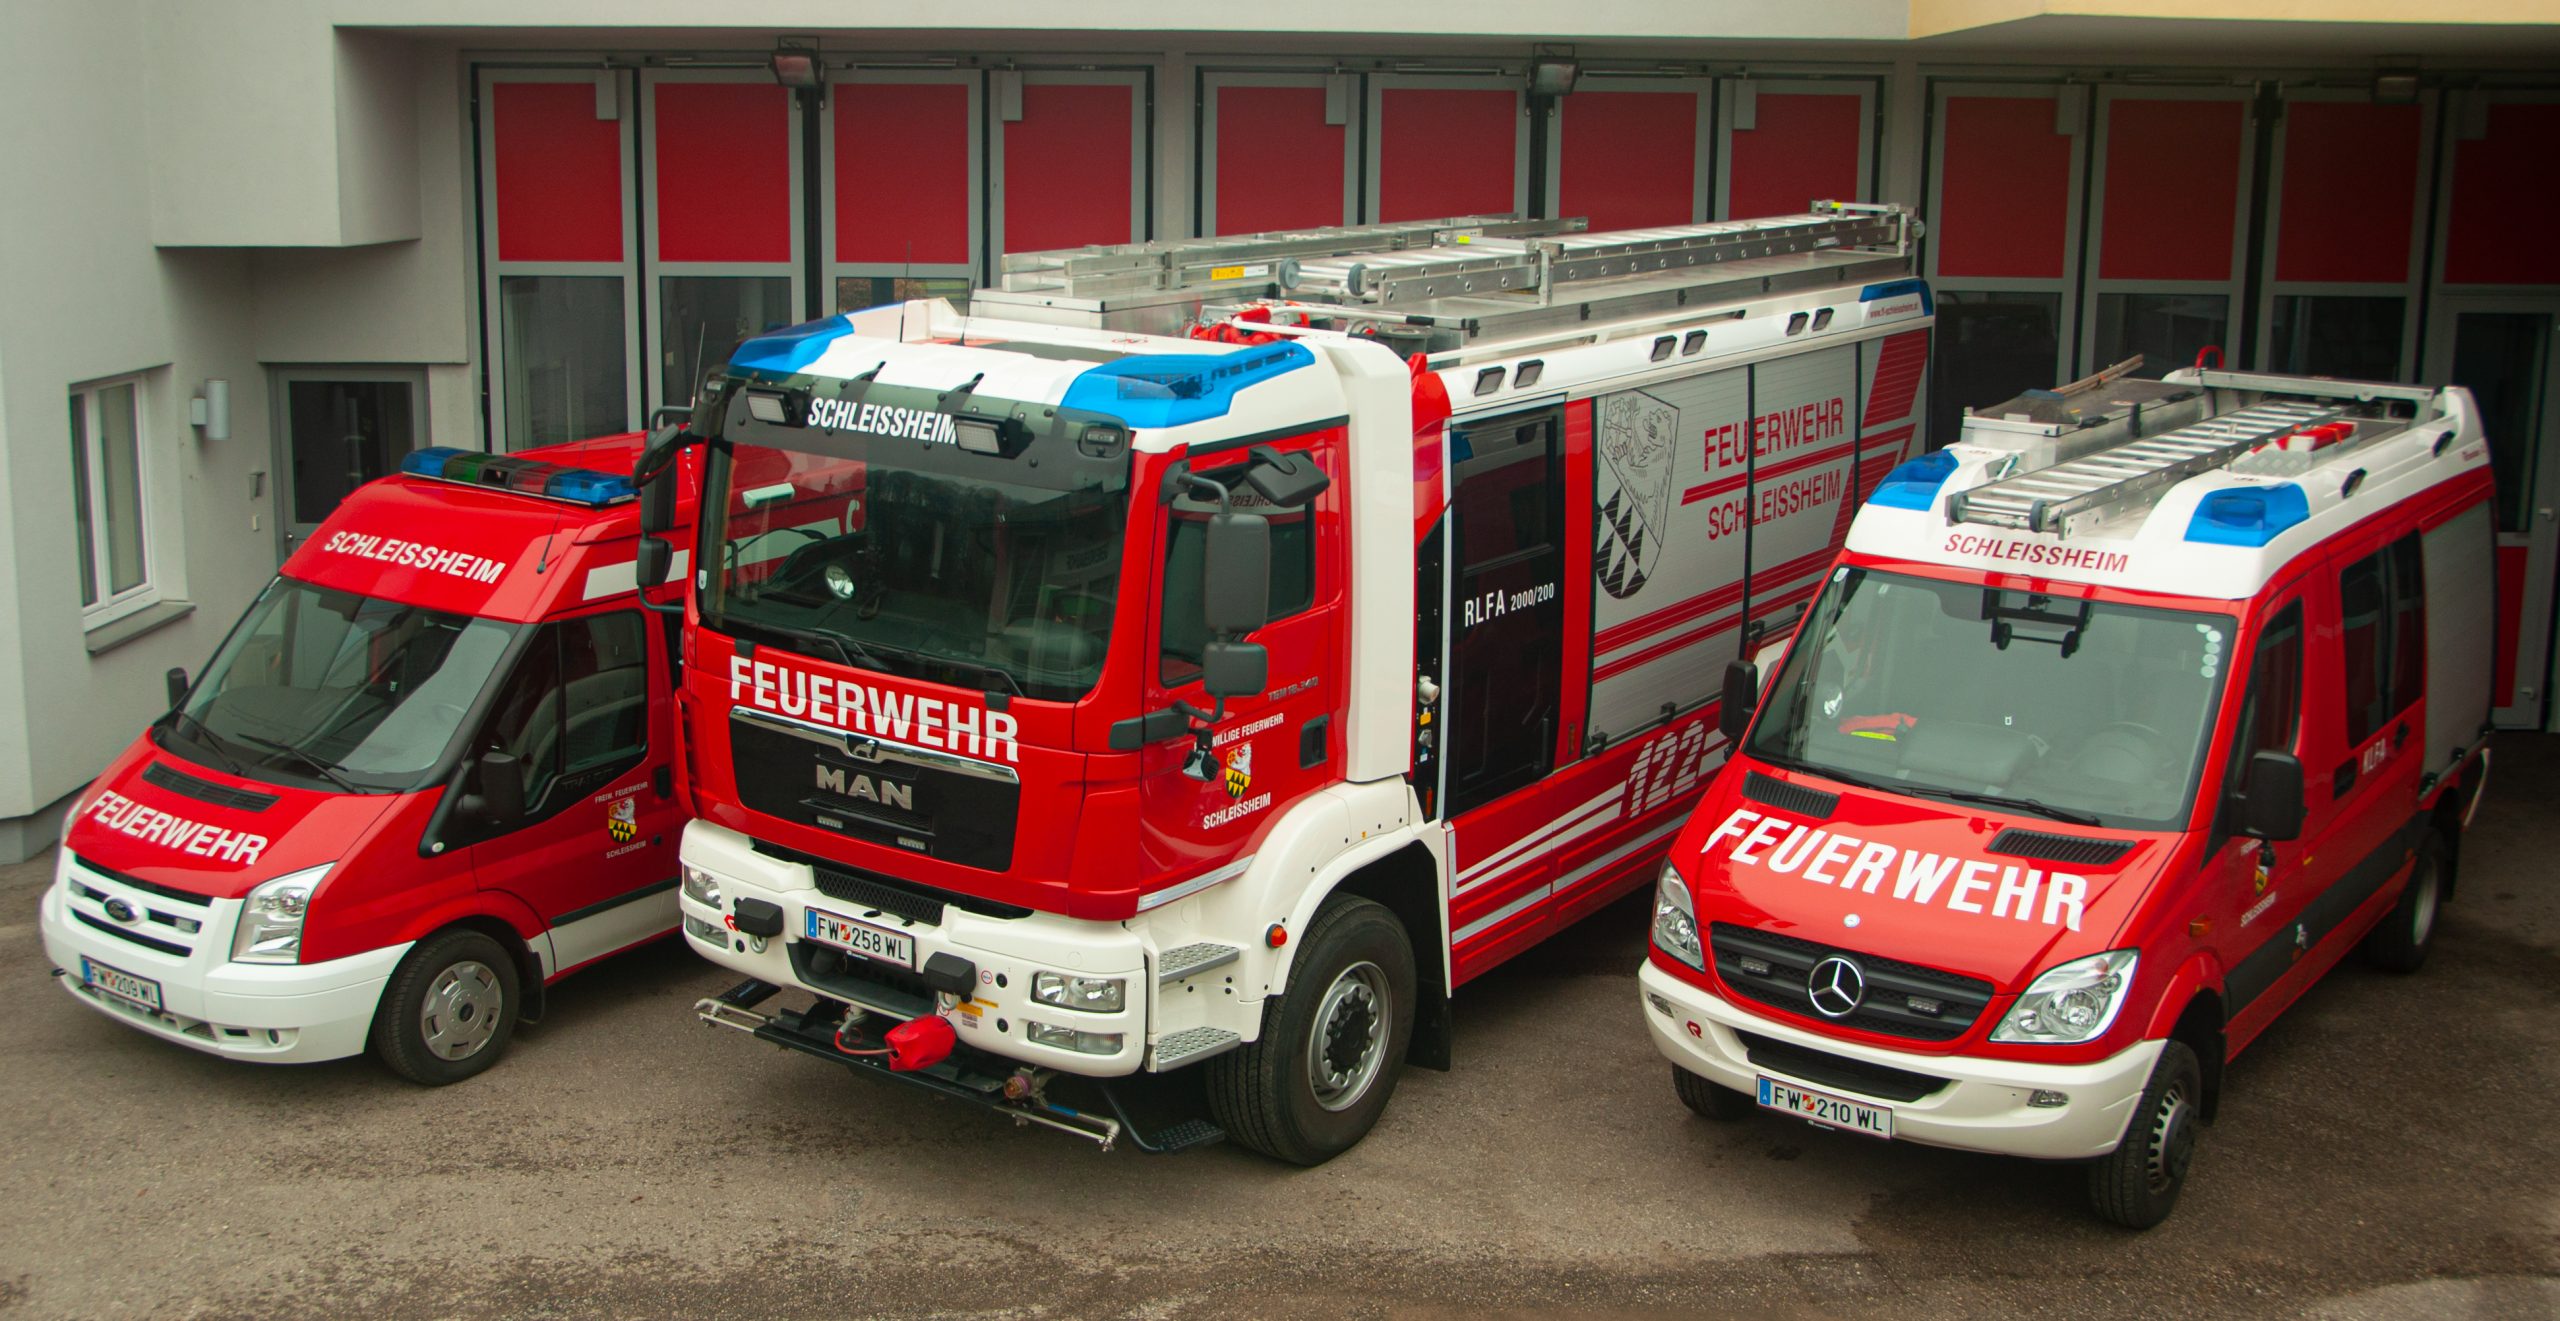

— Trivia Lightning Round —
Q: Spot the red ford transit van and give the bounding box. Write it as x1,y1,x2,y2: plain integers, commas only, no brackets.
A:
41,436,697,1084
1642,368,2495,1226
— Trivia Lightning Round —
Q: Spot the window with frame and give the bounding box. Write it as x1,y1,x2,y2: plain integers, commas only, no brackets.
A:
68,378,154,623
476,611,650,810
2338,534,2425,747
1158,457,1322,686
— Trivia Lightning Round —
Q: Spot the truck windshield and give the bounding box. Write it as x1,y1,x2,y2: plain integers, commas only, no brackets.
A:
699,437,1128,702
159,577,520,793
1746,566,2233,831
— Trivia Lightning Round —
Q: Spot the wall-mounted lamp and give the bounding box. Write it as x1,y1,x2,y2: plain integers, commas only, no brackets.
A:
2374,72,2420,105
1527,52,1580,98
770,37,824,103
189,379,230,441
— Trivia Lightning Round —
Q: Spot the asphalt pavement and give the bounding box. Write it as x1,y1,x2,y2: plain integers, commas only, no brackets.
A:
4,742,2557,1318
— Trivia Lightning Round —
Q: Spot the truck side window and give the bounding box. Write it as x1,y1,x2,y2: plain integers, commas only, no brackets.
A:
478,611,650,810
1160,459,1321,685
2339,534,2425,745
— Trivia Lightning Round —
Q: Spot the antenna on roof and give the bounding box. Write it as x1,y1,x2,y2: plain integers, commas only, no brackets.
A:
897,241,911,343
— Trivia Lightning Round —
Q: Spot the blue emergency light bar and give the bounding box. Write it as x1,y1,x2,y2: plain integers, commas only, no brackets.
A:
400,447,637,506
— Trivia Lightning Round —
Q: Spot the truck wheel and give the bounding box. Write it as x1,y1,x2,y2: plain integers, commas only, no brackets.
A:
2086,1039,2202,1230
1673,1065,1757,1121
1208,896,1414,1166
2362,832,2445,974
372,929,522,1086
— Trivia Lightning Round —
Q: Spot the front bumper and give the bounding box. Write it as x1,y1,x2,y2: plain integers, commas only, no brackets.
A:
40,853,407,1063
1639,959,2160,1160
679,820,1149,1076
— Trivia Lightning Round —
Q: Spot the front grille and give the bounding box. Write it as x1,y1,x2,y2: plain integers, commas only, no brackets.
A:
66,867,208,957
1737,1030,1949,1103
142,761,279,812
1742,771,1839,819
750,839,1036,921
729,712,1020,871
68,855,211,908
1988,827,2135,866
1709,922,1994,1042
73,909,190,957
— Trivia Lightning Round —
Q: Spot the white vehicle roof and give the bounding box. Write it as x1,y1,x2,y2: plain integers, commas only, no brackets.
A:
1845,368,2490,602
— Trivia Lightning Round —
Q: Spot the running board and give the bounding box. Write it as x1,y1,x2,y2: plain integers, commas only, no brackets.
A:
1150,1025,1242,1070
1157,942,1241,984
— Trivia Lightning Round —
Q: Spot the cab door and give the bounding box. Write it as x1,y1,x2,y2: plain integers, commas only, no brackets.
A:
2203,585,2326,1050
464,606,682,975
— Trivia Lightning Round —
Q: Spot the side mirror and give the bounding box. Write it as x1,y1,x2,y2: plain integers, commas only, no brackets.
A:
1243,445,1331,508
1201,640,1269,700
1720,659,1759,745
165,667,189,711
634,424,686,536
1202,511,1271,635
635,535,673,589
2236,749,2305,841
468,751,526,824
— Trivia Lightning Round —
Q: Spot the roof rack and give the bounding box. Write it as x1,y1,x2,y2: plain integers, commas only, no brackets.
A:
995,215,1588,299
1946,400,2342,534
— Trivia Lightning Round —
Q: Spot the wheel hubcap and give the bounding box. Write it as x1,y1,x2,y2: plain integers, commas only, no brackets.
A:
2147,1081,2195,1194
420,960,504,1062
1307,960,1390,1112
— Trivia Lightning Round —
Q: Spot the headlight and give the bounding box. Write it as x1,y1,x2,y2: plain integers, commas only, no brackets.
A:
1652,862,1705,969
681,862,722,908
59,782,93,846
231,864,332,965
1032,971,1125,1014
1025,1021,1124,1055
1992,950,2140,1044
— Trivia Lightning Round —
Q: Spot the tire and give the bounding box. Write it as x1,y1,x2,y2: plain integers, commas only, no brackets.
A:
2362,831,2445,974
1673,1065,1757,1121
371,928,523,1086
2087,1039,2203,1230
1208,896,1415,1165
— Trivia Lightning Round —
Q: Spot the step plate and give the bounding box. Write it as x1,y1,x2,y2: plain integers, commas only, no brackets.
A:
1151,1025,1242,1071
1157,942,1242,984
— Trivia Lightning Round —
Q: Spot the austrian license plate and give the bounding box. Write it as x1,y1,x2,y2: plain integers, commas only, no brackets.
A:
803,907,916,969
81,957,163,1013
1759,1076,1893,1139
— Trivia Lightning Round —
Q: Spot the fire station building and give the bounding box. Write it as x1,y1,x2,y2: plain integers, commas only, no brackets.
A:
0,1,2555,858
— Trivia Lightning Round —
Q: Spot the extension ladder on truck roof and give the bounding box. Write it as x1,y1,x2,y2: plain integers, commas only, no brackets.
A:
1947,400,2345,534
973,202,1919,349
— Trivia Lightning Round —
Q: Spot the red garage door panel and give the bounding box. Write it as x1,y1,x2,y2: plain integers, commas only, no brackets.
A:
1005,84,1136,253
1560,91,1699,232
1378,88,1516,223
2100,99,2244,282
656,83,792,264
1727,93,1862,219
2447,103,2560,286
1937,96,2072,280
493,82,624,263
1216,86,1343,234
2277,102,2420,285
837,83,972,266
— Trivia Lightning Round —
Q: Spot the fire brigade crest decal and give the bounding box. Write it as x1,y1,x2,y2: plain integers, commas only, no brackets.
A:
1595,389,1679,599
1222,741,1254,799
606,796,637,844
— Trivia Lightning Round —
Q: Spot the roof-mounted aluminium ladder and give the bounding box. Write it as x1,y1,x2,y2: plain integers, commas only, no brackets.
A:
995,215,1589,298
1945,400,2344,534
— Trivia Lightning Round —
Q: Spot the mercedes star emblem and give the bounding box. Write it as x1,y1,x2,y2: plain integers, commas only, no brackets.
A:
1806,955,1865,1019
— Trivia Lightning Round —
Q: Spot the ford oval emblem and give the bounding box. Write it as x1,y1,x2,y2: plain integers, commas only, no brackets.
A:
102,897,138,924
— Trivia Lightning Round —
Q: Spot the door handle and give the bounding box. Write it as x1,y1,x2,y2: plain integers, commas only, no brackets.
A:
2393,722,2410,750
2332,760,2357,796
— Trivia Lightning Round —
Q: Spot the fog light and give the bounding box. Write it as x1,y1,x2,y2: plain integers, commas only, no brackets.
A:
683,914,726,945
2028,1089,2069,1108
1906,996,1942,1017
1740,957,1772,977
1025,1021,1123,1055
1646,992,1674,1017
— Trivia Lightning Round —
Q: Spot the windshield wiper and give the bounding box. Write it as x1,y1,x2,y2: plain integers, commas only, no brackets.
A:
162,710,248,777
724,614,895,677
1917,787,2103,828
1749,750,1903,800
231,733,361,793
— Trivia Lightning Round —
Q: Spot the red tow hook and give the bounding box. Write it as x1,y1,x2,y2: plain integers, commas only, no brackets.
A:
885,1014,957,1072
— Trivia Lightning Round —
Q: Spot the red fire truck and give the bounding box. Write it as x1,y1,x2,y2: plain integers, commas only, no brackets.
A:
636,204,1935,1160
1644,364,2494,1226
42,437,697,1084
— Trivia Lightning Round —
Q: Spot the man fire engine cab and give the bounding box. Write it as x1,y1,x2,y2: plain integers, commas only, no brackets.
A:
1643,364,2494,1227
636,204,1938,1161
41,437,696,1084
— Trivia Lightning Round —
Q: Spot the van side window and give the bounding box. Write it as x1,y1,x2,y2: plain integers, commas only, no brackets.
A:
2339,534,2425,746
478,611,650,809
2238,603,2305,759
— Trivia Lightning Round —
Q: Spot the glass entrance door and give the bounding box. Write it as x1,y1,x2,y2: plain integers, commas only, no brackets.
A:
271,368,429,558
2427,305,2560,728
